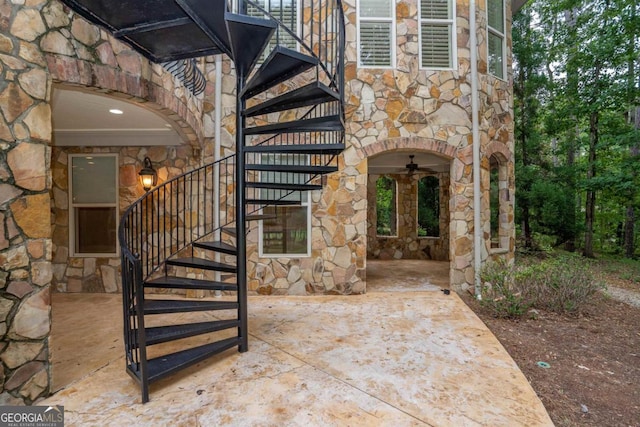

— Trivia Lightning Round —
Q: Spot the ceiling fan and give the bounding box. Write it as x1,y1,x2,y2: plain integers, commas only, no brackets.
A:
398,155,436,176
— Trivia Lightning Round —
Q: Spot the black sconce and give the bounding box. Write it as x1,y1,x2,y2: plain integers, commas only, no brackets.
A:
139,157,157,191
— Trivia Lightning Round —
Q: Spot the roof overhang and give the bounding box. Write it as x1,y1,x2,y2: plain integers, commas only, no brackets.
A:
512,0,528,14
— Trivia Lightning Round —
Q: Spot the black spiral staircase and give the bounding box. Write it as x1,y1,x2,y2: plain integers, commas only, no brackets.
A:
60,0,345,403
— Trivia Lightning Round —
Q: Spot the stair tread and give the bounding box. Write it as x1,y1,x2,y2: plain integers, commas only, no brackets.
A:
242,46,318,99
245,164,338,174
244,143,345,154
175,0,232,57
147,336,241,383
221,227,237,237
167,257,237,273
193,241,237,255
246,182,322,191
246,214,277,221
246,199,303,206
145,319,239,346
225,12,276,77
144,299,238,315
145,276,237,291
244,82,339,117
244,115,343,135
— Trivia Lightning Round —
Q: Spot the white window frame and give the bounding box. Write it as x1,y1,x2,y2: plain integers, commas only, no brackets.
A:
68,153,119,257
258,193,311,258
418,0,457,70
257,153,311,258
487,0,506,80
356,0,396,69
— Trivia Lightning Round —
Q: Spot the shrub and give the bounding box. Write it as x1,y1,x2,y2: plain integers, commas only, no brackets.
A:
479,260,529,319
523,254,605,314
479,254,605,318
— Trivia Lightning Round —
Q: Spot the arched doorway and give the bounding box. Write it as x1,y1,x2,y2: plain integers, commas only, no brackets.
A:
361,139,454,293
49,86,199,391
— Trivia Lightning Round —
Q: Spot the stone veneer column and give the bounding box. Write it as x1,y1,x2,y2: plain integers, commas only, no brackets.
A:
0,0,54,404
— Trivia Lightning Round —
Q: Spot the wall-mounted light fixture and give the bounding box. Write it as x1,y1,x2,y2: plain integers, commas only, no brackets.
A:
138,157,157,191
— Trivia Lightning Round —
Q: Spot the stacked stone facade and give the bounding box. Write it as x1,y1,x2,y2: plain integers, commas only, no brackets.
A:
0,0,204,404
0,0,515,403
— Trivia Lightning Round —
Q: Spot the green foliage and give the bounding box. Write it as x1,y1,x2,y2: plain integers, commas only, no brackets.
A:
479,253,605,318
417,176,439,237
376,176,395,236
480,260,529,319
513,0,640,257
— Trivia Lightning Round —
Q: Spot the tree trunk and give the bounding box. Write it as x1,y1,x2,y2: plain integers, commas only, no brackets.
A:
624,109,639,258
583,110,599,258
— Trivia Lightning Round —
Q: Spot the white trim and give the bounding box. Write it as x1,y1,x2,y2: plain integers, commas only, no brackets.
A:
356,0,396,69
486,0,507,80
258,192,312,258
54,129,181,147
68,153,119,257
418,0,458,70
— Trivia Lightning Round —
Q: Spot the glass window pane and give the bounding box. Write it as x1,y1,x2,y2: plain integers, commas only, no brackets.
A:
421,0,451,20
360,22,392,66
488,32,504,78
263,206,308,254
487,0,504,32
421,24,452,68
359,0,392,18
71,156,117,204
75,207,117,253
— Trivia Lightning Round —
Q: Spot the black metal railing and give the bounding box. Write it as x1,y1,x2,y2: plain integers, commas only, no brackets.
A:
163,59,207,96
240,0,345,108
119,155,236,281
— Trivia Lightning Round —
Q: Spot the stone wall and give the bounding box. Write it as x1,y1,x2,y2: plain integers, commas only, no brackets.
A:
199,0,515,294
367,172,450,261
0,0,205,404
50,144,199,293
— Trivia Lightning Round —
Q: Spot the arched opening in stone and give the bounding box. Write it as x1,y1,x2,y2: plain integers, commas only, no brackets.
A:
365,147,451,292
48,86,198,392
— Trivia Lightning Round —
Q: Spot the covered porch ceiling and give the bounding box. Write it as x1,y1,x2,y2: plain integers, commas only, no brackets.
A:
368,151,450,175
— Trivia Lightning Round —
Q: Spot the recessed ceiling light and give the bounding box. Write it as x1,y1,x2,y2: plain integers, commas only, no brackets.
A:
109,109,124,115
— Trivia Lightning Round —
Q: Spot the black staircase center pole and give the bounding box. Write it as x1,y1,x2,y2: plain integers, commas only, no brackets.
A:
236,67,249,353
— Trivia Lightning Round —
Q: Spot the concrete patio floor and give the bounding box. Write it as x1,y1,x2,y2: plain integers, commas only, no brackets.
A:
44,261,553,426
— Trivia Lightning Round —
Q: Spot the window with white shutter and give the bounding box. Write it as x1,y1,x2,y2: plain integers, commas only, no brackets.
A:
487,0,505,79
357,0,395,68
419,0,456,69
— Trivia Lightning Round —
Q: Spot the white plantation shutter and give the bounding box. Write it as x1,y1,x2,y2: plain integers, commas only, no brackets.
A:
358,0,394,67
360,22,392,66
420,0,450,20
249,0,299,63
419,0,455,69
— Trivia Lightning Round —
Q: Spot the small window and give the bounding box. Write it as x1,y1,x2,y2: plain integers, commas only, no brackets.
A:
259,154,310,257
376,176,397,236
487,0,505,79
419,0,456,69
357,0,395,67
489,155,501,248
417,175,440,237
69,154,119,256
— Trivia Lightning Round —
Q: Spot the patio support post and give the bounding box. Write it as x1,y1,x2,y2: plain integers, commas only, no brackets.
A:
470,0,483,298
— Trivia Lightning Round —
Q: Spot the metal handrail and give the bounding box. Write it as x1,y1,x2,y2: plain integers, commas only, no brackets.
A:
241,0,345,102
118,154,236,280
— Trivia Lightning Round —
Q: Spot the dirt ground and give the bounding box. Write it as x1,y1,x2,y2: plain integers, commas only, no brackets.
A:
463,269,640,427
